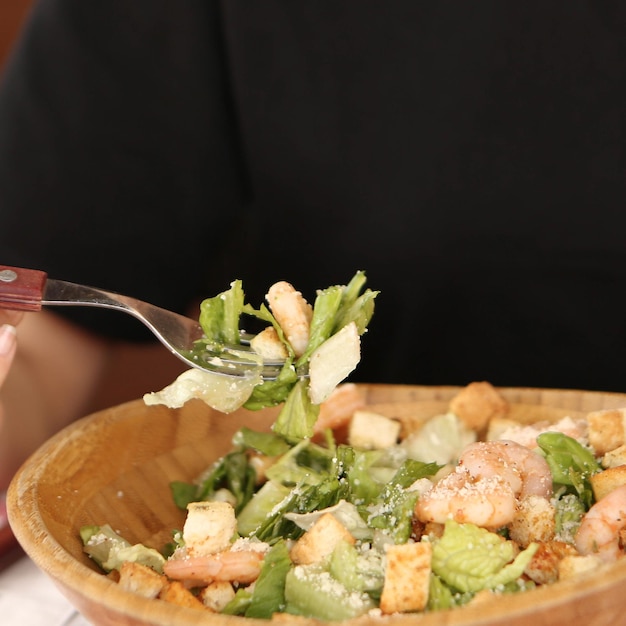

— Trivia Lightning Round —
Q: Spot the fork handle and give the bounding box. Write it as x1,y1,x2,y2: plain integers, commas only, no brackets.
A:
0,265,47,312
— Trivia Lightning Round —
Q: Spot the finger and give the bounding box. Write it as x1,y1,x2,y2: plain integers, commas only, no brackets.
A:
0,324,17,386
0,311,23,327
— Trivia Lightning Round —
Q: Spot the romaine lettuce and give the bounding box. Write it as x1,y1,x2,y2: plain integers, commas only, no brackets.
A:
80,524,165,574
401,412,477,465
198,279,245,346
243,540,292,618
536,431,601,508
170,448,256,513
432,520,538,594
284,563,376,621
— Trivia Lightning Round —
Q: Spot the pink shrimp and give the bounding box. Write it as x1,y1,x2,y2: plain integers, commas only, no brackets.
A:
163,549,264,585
495,416,588,450
313,383,366,434
415,468,517,530
458,440,553,499
266,281,313,357
575,485,626,562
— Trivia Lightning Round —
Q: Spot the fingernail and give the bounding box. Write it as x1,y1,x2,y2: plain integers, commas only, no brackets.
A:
0,324,17,356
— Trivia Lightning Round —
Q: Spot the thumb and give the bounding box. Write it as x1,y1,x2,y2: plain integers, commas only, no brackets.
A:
0,324,17,386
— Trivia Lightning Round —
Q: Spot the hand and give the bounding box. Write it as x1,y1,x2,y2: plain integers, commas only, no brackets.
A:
0,309,181,489
0,324,16,379
0,312,22,388
0,312,22,557
0,312,21,490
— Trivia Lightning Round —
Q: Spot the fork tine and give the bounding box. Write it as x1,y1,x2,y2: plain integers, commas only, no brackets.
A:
49,280,291,380
183,343,287,380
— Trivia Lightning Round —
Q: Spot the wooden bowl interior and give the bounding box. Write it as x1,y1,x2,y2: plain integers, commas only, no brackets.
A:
9,384,626,625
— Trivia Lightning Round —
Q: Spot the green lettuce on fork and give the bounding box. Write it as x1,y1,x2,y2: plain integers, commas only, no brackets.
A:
144,271,378,440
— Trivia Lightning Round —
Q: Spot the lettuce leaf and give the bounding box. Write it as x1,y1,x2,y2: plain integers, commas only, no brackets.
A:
284,564,375,620
296,285,345,365
170,449,256,513
329,539,384,596
232,426,292,457
401,412,477,465
366,459,440,544
80,524,165,574
199,279,245,346
272,379,320,441
553,490,586,543
244,540,291,618
536,432,601,508
432,520,538,593
332,270,378,336
243,360,298,410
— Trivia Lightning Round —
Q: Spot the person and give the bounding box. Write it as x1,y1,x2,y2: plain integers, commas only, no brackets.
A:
2,0,626,489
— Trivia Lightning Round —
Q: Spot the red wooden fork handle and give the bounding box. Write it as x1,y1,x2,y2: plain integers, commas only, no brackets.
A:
0,265,47,312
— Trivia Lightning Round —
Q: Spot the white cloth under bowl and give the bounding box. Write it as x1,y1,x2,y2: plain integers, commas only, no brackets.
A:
0,555,90,626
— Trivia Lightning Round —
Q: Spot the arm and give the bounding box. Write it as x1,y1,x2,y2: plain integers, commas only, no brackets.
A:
0,307,192,490
0,310,110,489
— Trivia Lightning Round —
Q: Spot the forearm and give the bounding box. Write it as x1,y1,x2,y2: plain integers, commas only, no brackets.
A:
0,308,190,489
0,311,110,489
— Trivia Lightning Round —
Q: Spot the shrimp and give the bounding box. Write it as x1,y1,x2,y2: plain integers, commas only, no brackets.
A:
575,484,626,562
495,416,588,450
313,383,366,434
266,281,313,357
163,549,264,585
458,440,553,500
415,468,517,530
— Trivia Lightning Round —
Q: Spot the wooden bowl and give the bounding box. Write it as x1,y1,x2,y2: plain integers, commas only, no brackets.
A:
8,384,626,626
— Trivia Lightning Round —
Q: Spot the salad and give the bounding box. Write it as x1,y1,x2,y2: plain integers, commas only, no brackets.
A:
80,275,626,620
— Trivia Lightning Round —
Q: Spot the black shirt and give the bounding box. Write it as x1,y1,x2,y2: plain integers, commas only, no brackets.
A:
2,0,626,391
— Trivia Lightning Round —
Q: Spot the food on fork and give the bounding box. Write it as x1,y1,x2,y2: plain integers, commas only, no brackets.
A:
144,272,377,439
264,281,313,358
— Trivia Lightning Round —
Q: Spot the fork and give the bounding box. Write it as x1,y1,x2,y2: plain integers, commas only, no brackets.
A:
0,265,286,380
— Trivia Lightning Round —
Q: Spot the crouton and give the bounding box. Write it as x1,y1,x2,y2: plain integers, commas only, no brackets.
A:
422,521,445,540
591,465,626,501
159,580,206,610
117,562,166,599
508,495,556,548
486,417,522,442
558,554,604,581
380,541,432,614
524,541,577,585
448,381,509,432
250,326,289,360
183,501,236,557
106,569,120,583
348,410,401,450
587,408,626,456
290,513,355,565
602,444,626,469
199,581,235,612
